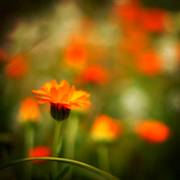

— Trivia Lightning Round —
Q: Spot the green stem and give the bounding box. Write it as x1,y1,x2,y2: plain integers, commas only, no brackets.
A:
52,120,62,178
64,115,79,179
25,124,34,180
98,144,109,171
0,157,119,180
65,115,79,158
25,124,34,156
52,121,62,157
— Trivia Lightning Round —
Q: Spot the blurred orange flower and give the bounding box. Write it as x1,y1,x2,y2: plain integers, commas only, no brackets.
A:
5,54,28,79
90,115,122,142
32,80,90,120
135,120,170,143
29,146,51,164
114,2,141,25
18,97,40,123
120,27,149,56
64,36,88,69
136,50,162,76
140,9,168,32
77,65,109,85
176,43,180,61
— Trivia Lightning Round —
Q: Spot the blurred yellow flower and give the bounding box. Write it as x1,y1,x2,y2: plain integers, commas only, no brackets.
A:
90,115,122,142
18,97,40,122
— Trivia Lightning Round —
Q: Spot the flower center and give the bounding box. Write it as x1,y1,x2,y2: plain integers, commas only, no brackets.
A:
50,103,70,121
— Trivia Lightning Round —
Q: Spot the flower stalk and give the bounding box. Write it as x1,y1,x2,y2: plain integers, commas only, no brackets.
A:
52,120,62,178
52,120,62,157
65,114,79,158
98,144,110,171
24,124,34,180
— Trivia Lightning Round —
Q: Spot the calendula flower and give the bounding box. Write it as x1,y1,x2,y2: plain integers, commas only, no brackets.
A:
135,120,170,143
32,80,90,121
5,54,28,79
18,97,41,123
90,115,122,142
29,146,51,164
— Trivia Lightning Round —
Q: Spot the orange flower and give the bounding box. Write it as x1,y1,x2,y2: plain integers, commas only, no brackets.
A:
90,115,122,142
77,65,109,85
64,36,88,69
140,9,168,32
29,146,51,164
120,27,149,56
114,2,141,25
136,50,162,76
176,43,180,61
5,54,28,79
135,120,170,143
18,97,40,123
32,80,90,120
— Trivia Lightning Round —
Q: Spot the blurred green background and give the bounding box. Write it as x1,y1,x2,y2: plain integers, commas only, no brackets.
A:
0,0,180,179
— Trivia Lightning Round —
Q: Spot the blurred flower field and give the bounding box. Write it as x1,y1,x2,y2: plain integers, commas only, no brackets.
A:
0,0,180,179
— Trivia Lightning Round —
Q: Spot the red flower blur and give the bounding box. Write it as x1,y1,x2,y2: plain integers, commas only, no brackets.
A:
77,65,109,85
5,54,28,79
140,9,168,33
114,1,141,25
136,50,162,76
135,120,170,143
29,146,51,164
